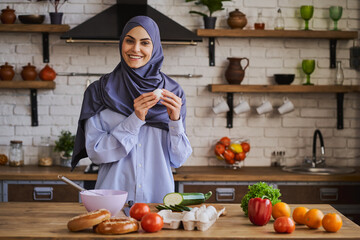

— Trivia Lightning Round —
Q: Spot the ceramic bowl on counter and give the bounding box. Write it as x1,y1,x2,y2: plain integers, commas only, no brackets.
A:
18,15,45,24
80,189,128,216
274,74,295,85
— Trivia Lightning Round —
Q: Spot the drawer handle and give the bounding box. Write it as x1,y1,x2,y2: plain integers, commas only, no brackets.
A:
320,188,338,201
33,187,53,201
216,188,235,202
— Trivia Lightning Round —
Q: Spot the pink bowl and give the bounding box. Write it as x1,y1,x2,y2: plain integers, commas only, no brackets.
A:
80,189,128,216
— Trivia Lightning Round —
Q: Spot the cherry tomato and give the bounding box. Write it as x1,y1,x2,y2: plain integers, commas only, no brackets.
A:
141,212,163,233
274,216,295,234
223,149,235,163
235,152,246,161
129,203,150,221
214,143,225,155
241,142,250,153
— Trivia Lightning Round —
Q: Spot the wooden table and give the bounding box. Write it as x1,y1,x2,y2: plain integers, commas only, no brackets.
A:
0,202,359,239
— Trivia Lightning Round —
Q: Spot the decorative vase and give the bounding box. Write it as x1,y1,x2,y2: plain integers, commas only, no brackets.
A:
203,16,217,29
0,6,16,24
225,57,250,84
49,12,63,24
227,9,247,29
39,64,56,81
0,62,15,81
21,63,37,81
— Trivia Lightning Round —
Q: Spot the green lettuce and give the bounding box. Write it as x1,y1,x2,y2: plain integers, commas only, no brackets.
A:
240,182,281,216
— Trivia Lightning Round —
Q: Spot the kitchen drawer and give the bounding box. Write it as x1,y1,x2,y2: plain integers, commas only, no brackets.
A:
178,181,255,203
278,184,360,204
2,180,83,202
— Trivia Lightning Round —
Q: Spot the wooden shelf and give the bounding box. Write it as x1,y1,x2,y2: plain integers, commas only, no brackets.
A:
0,24,70,33
197,29,358,39
209,84,360,130
0,81,55,89
209,84,360,93
198,29,358,67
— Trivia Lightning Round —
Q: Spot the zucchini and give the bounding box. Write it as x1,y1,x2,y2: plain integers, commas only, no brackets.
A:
155,204,192,212
163,191,212,206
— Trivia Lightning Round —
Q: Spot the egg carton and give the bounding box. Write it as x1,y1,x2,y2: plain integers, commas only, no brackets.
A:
158,205,225,231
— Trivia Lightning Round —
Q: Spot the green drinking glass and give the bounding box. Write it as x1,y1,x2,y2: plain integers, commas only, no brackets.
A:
329,6,343,31
302,60,315,85
300,5,314,30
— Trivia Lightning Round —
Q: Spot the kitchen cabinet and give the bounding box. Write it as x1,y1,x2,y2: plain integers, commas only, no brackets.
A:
209,84,360,129
0,24,69,126
197,29,358,67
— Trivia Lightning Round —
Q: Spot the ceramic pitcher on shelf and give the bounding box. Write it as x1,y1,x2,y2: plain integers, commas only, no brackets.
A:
225,57,249,84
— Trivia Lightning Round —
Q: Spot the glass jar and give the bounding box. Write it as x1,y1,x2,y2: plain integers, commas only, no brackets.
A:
335,61,344,85
254,9,265,30
38,136,53,166
9,140,24,167
274,8,285,30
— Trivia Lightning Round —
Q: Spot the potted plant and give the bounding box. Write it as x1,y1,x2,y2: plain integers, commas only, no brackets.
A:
30,0,67,24
185,0,231,29
54,130,75,167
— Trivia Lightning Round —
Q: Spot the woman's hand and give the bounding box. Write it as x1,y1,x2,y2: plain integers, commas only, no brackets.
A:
134,92,158,121
160,89,182,121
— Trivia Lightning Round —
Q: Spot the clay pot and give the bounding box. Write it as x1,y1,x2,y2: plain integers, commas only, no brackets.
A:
21,63,37,81
0,62,15,81
227,9,247,29
1,6,16,24
39,64,56,81
225,57,249,84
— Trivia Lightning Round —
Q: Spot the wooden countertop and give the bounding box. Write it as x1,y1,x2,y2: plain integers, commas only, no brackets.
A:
0,202,359,239
0,165,359,182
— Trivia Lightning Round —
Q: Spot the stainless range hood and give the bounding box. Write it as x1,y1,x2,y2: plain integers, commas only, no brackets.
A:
60,0,202,45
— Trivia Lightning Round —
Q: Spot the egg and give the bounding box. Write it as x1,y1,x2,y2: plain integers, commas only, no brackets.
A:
153,88,163,99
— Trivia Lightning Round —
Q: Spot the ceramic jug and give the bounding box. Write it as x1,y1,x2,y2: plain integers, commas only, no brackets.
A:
21,63,37,81
227,9,247,29
39,64,56,81
225,57,249,84
0,6,16,24
0,62,15,81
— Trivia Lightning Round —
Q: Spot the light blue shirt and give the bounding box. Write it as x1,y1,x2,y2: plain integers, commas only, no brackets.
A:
85,108,192,203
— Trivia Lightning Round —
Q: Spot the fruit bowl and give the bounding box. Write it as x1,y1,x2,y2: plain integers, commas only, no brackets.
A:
214,137,250,169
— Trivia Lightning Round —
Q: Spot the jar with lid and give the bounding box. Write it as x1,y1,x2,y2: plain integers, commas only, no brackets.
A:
9,140,24,167
38,136,53,166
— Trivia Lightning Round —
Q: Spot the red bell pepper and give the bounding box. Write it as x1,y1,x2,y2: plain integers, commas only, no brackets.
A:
248,197,272,226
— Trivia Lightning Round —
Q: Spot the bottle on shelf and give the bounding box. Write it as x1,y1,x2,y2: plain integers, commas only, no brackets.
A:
254,9,265,30
335,61,344,85
274,8,285,30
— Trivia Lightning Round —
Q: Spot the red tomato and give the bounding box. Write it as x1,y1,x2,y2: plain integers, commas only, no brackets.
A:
235,152,246,161
241,142,250,153
274,216,295,234
219,137,231,147
141,212,163,233
223,149,235,163
214,143,225,155
129,203,150,221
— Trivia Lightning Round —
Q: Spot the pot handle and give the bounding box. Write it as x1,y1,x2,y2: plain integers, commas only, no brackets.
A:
240,58,250,71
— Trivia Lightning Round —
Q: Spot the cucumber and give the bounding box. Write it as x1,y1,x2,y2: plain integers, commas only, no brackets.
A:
163,191,212,206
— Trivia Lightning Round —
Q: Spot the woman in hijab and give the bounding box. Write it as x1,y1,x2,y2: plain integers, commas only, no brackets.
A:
71,16,192,203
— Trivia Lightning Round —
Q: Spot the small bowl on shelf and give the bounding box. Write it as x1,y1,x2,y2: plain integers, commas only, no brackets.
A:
18,15,45,24
274,74,295,85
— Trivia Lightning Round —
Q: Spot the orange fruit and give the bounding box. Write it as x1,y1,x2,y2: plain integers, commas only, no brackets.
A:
292,207,309,225
272,202,291,219
304,209,324,229
322,213,342,232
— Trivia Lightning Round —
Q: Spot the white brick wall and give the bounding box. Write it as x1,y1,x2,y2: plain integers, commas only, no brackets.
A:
0,0,359,168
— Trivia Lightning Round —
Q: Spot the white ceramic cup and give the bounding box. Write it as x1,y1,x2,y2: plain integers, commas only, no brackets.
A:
234,100,251,114
256,100,273,114
213,100,230,114
278,97,294,114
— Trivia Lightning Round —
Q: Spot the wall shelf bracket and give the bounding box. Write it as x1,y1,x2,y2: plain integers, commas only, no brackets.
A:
209,37,215,66
30,89,38,126
336,93,344,129
330,39,337,69
42,32,49,63
226,93,234,128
